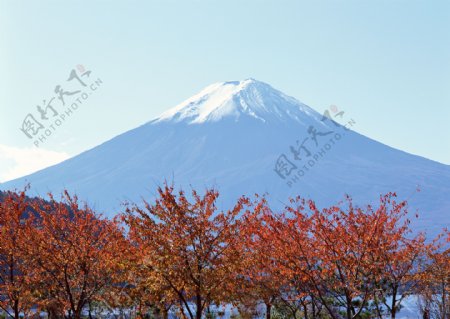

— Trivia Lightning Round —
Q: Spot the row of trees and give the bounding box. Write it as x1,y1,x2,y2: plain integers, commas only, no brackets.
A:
0,187,448,319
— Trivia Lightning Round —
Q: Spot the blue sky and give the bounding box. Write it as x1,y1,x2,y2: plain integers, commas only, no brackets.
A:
1,0,449,182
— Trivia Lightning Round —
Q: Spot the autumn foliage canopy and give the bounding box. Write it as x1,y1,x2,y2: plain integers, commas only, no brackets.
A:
0,186,448,319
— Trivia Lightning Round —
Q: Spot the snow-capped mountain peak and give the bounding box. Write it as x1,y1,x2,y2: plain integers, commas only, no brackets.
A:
154,78,317,124
2,79,449,237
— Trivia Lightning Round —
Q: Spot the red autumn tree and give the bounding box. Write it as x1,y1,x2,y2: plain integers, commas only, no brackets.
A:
117,234,176,319
307,194,424,319
253,198,327,319
25,191,125,319
418,229,450,319
238,196,287,319
365,194,426,319
253,193,423,319
123,185,248,319
0,189,35,319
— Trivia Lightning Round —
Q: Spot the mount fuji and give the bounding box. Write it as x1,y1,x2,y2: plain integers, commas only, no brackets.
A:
2,79,449,235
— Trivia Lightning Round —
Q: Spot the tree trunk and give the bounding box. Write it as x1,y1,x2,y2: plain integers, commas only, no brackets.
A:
88,302,93,319
47,305,61,319
196,294,202,319
303,302,309,319
391,285,398,319
162,308,169,319
346,295,352,319
442,281,447,319
311,296,317,319
73,308,82,319
265,303,272,319
14,299,19,319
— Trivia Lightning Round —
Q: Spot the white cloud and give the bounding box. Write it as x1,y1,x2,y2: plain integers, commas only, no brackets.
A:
0,144,70,183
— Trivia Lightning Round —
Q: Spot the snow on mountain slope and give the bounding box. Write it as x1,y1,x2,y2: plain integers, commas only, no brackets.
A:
1,79,449,236
154,78,319,124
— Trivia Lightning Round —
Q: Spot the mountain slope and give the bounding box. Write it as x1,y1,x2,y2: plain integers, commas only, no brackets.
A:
2,79,449,234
